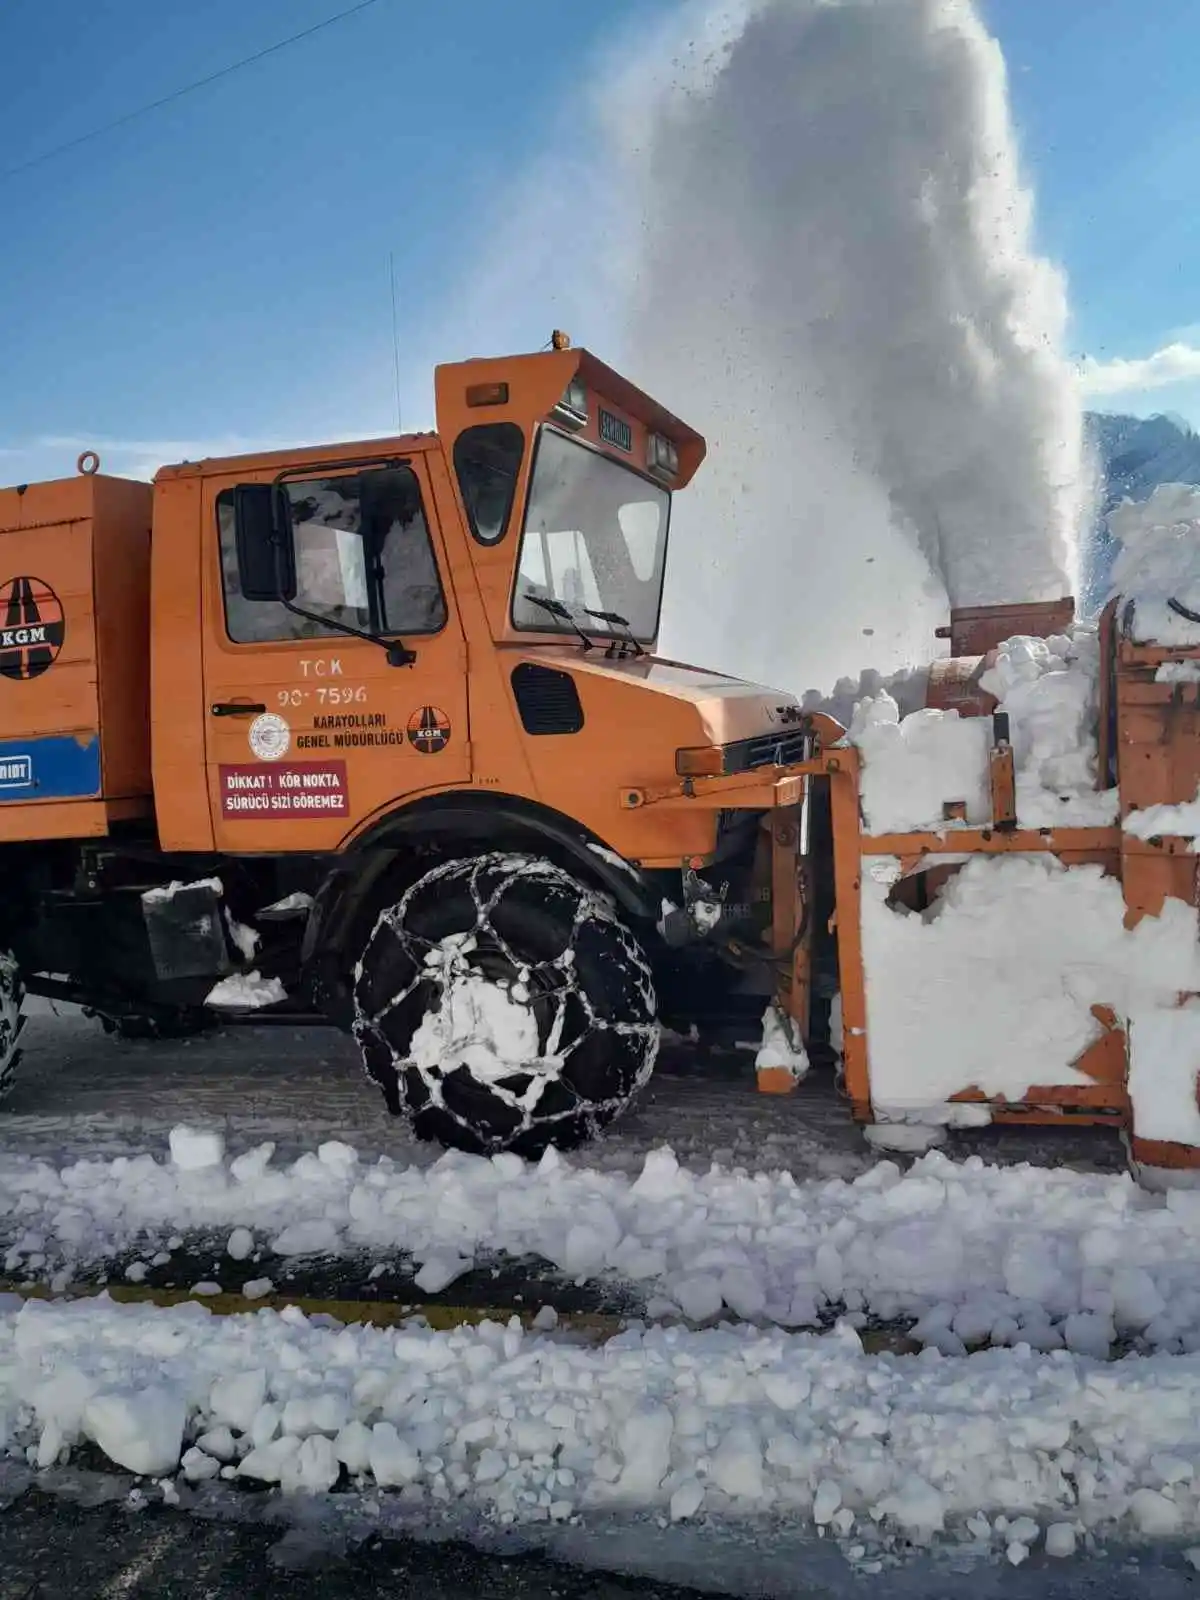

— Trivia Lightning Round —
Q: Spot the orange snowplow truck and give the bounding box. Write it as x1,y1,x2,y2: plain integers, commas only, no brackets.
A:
0,339,829,1152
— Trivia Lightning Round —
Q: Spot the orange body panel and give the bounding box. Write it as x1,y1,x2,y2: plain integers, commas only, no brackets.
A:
150,473,211,852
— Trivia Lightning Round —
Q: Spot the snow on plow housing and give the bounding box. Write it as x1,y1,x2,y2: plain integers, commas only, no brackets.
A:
1,345,1200,1178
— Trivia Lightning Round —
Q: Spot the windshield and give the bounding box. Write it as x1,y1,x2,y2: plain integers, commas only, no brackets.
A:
512,427,670,643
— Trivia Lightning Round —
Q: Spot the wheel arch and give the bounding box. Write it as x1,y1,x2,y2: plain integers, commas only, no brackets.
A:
303,790,663,1002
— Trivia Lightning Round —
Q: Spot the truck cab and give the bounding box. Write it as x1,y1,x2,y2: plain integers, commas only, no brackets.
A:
0,340,816,1154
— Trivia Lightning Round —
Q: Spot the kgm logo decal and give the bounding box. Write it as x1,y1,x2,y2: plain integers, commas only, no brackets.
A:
0,577,65,680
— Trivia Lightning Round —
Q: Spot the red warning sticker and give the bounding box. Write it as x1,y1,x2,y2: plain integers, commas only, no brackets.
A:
219,762,349,819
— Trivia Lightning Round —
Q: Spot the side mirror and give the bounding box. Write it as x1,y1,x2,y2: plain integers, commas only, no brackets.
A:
233,484,297,602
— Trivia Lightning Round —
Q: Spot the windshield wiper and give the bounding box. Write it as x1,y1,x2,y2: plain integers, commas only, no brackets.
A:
524,593,597,652
583,607,646,658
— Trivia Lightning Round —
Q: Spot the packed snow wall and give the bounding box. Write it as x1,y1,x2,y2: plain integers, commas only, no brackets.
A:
613,0,1087,693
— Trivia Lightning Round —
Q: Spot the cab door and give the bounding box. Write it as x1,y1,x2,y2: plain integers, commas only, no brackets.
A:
201,453,470,851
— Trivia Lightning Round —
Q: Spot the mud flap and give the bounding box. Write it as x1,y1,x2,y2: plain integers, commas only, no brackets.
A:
141,883,231,982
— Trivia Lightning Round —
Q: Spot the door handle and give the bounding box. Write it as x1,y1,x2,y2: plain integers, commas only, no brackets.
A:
210,702,267,717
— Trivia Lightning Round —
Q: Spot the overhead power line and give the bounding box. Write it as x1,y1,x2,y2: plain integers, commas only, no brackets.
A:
0,0,384,184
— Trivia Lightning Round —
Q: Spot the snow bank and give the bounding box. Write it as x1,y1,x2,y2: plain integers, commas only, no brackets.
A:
1110,484,1200,646
11,1295,1200,1556
16,1133,1200,1353
849,629,1116,833
862,855,1200,1111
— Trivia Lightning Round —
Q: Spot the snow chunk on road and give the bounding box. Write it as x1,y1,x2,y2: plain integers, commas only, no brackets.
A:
205,972,286,1009
1045,1523,1076,1558
226,1227,255,1262
83,1386,185,1477
613,1406,673,1500
413,1252,472,1294
271,1219,341,1257
209,1369,266,1433
169,1127,225,1171
1130,1487,1183,1537
281,1434,339,1495
370,1422,420,1486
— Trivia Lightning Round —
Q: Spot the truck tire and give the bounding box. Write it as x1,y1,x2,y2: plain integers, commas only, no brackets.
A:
0,952,26,1105
352,853,659,1157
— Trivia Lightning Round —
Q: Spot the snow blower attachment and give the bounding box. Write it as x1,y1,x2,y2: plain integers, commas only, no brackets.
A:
772,591,1200,1185
2,342,1200,1179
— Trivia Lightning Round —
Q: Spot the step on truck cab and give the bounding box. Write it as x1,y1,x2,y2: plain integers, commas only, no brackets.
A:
0,338,820,1153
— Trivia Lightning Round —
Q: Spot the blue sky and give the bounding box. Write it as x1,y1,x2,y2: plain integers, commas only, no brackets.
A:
2,0,1200,486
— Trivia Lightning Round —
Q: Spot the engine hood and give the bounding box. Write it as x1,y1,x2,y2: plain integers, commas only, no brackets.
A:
545,652,801,746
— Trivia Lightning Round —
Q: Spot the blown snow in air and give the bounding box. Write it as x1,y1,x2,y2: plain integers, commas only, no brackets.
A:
613,0,1086,690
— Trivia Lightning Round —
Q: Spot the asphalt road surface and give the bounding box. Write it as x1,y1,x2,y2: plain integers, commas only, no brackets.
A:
0,1482,719,1600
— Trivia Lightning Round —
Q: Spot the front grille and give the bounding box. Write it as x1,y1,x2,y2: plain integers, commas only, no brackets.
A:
511,663,584,735
725,730,811,773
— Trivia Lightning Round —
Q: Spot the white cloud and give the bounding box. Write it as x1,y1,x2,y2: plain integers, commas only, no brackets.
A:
1077,343,1200,399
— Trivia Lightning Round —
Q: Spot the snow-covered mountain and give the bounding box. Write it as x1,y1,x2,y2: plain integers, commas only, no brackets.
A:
1084,410,1200,606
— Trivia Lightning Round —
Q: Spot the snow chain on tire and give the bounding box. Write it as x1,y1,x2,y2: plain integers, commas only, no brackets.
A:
352,853,659,1156
0,951,27,1105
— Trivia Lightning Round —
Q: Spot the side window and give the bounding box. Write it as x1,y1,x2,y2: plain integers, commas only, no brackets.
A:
453,423,524,545
218,465,447,644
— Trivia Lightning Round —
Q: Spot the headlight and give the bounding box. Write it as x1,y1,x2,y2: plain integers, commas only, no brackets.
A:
647,432,679,479
553,377,588,430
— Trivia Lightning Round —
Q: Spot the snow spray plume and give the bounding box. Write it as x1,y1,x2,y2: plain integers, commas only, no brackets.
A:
617,0,1086,691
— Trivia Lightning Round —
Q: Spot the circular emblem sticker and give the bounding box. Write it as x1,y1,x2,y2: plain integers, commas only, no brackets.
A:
248,711,291,761
407,705,451,754
0,576,65,680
